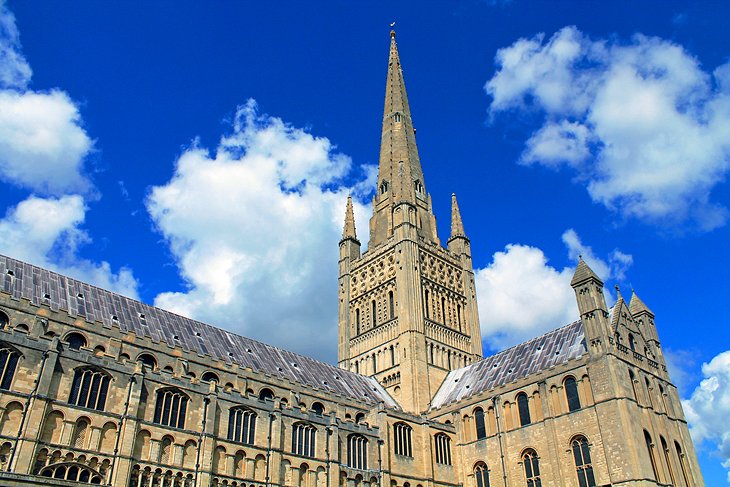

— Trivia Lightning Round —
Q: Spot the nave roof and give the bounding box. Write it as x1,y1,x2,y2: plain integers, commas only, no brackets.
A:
0,254,399,409
430,320,587,410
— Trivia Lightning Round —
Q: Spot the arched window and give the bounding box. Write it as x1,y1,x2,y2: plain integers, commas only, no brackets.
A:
517,392,531,426
645,377,653,408
311,402,325,416
355,412,365,424
441,297,446,324
71,418,89,449
65,332,87,351
380,181,389,194
160,436,173,464
571,436,595,487
424,290,430,319
228,407,256,444
0,311,8,329
153,388,189,429
347,434,368,469
675,441,692,487
644,430,659,481
202,371,219,384
393,422,413,457
564,377,581,412
434,433,451,465
522,449,541,487
628,334,636,352
474,407,487,440
69,367,110,411
137,353,157,370
661,436,676,486
659,384,669,414
389,291,395,319
292,423,316,458
39,463,102,484
0,344,20,390
474,462,490,487
393,113,401,123
372,300,377,327
355,308,360,335
258,388,274,401
629,369,638,401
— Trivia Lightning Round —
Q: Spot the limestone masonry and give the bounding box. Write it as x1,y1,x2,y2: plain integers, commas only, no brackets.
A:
0,31,704,487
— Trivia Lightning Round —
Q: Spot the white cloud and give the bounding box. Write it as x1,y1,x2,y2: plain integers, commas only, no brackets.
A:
476,229,631,350
148,100,372,361
0,1,31,89
0,3,93,195
682,350,730,482
0,195,138,298
486,26,730,230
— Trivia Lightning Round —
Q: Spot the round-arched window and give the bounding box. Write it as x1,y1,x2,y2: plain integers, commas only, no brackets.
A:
65,333,87,351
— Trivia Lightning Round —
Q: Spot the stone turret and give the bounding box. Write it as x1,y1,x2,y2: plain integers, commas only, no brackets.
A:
571,257,610,353
338,196,360,369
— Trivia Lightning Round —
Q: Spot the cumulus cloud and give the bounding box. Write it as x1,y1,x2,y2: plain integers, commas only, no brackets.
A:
148,100,372,361
0,2,137,298
0,2,93,194
682,350,730,482
486,26,730,230
476,229,631,350
0,195,138,298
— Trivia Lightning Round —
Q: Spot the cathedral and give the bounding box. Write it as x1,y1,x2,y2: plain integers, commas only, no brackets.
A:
0,31,704,487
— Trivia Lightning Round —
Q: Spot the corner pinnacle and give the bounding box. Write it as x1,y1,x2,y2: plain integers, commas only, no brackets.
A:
342,196,358,242
450,193,466,239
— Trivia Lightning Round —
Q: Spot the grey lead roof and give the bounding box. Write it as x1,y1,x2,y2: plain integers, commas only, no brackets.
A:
0,255,398,409
430,320,587,410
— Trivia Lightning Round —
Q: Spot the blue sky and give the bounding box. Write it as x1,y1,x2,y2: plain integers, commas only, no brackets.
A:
1,0,729,482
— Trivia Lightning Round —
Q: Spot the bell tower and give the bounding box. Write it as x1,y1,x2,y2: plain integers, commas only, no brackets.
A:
337,31,483,413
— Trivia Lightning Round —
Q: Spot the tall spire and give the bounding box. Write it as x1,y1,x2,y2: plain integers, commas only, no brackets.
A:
341,196,359,242
449,193,466,239
377,30,425,204
369,31,438,248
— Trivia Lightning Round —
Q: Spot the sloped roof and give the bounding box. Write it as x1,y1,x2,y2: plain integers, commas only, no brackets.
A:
430,320,587,410
0,255,398,408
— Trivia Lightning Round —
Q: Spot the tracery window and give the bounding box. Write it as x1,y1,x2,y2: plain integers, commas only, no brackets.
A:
517,392,531,426
571,436,596,487
69,367,110,411
474,407,487,440
347,434,368,469
564,376,581,412
228,407,256,444
153,388,189,429
393,422,413,457
522,449,541,487
474,462,490,487
644,430,659,481
434,433,452,465
292,422,316,458
0,344,20,390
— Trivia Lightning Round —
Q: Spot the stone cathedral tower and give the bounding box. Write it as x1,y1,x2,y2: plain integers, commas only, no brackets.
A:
338,31,483,413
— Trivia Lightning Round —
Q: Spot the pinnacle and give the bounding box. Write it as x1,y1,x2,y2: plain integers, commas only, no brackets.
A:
450,193,466,239
629,289,654,316
570,257,603,287
341,196,358,242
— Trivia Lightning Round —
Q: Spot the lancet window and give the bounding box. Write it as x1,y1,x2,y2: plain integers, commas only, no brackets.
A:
522,449,541,487
474,462,490,487
564,376,581,412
